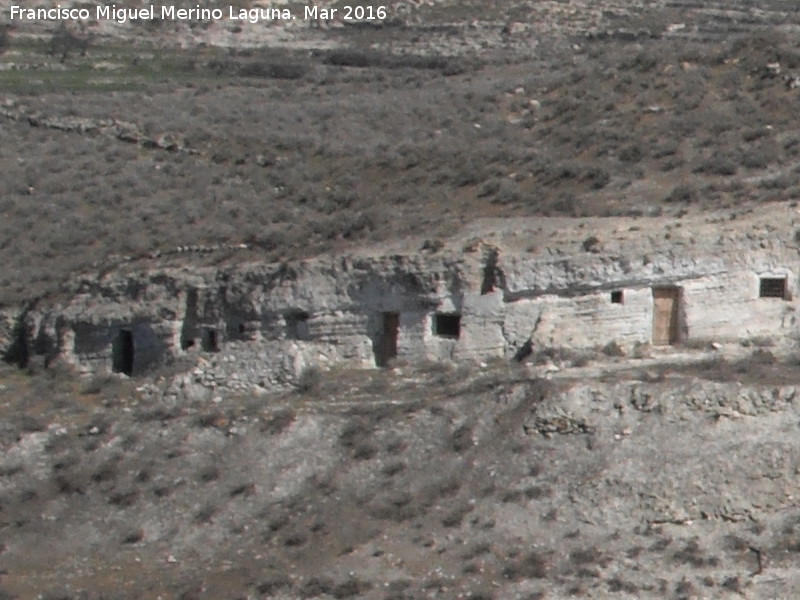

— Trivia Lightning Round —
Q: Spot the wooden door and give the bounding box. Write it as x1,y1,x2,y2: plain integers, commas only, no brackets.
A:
652,288,679,345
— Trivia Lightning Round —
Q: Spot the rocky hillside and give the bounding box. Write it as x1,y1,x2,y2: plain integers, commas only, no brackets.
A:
4,355,800,599
3,1,800,304
5,2,800,599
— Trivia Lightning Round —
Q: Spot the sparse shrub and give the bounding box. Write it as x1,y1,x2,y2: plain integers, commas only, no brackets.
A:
325,49,383,68
675,577,697,599
339,419,373,453
682,338,711,350
283,531,307,547
352,441,378,460
478,179,501,198
266,513,289,533
230,483,255,497
19,414,46,433
490,180,523,204
501,489,523,503
633,341,652,358
660,156,685,171
750,348,776,364
758,172,798,190
332,578,372,599
47,25,91,63
300,577,335,598
570,547,605,567
462,561,479,574
607,577,639,593
381,461,405,477
195,411,227,429
741,148,772,169
582,236,602,253
91,462,118,483
721,576,743,593
39,589,76,600
238,61,308,80
256,574,292,595
441,505,470,528
652,140,678,158
672,538,718,567
665,184,697,203
295,366,322,394
260,408,296,434
601,340,626,357
694,155,737,176
136,405,182,423
748,336,775,348
108,490,138,508
450,424,473,453
461,541,492,560
624,50,658,72
619,144,643,163
369,492,419,522
524,485,551,499
742,127,771,142
197,466,220,483
502,550,550,580
0,463,23,477
122,529,144,544
584,166,610,189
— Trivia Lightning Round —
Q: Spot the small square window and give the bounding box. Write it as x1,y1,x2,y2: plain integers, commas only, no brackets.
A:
759,277,787,299
610,290,624,304
433,313,461,338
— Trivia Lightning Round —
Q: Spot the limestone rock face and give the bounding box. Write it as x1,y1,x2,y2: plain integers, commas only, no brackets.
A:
7,216,800,390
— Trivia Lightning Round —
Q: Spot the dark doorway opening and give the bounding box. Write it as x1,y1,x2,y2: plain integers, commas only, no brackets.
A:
285,310,311,341
376,312,399,367
3,319,29,368
201,328,219,352
433,313,461,338
610,290,624,304
180,288,199,351
112,329,134,375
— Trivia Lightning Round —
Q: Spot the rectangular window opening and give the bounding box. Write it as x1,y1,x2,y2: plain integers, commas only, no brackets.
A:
226,318,251,341
610,290,624,304
760,277,787,299
433,313,461,339
201,328,219,352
